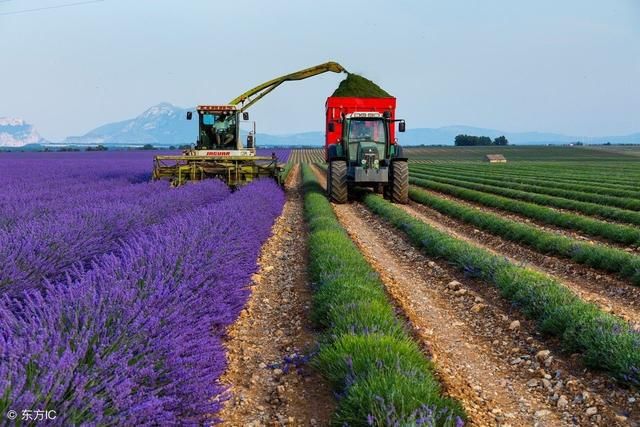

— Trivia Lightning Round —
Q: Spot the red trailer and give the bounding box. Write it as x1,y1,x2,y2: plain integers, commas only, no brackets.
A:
324,96,407,204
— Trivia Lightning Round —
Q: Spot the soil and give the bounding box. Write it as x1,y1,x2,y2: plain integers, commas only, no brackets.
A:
403,191,640,327
217,165,334,426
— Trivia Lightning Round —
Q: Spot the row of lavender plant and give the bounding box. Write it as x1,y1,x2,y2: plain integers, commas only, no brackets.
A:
256,148,290,163
0,179,285,425
0,151,164,227
301,165,465,425
0,179,231,295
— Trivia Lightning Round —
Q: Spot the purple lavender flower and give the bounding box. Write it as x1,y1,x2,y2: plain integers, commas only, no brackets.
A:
0,153,285,425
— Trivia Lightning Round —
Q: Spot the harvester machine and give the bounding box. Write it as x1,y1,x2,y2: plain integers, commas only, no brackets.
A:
153,61,347,187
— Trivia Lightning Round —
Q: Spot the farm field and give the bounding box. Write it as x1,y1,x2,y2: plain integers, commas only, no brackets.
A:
289,145,640,164
403,145,640,162
2,148,640,426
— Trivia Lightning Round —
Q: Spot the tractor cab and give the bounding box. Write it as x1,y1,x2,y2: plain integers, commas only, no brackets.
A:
343,112,389,170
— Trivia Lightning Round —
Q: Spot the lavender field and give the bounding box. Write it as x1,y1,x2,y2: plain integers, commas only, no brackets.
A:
0,151,285,424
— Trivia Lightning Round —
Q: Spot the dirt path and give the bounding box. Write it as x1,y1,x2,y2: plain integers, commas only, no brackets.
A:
402,197,640,328
218,165,334,426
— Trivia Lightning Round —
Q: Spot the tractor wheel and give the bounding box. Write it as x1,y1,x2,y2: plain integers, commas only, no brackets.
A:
329,160,348,203
391,161,409,204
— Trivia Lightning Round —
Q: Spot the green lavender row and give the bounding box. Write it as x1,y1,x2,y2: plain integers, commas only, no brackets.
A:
409,172,640,226
301,165,465,426
419,164,640,189
407,181,640,284
362,193,640,386
414,164,640,200
408,175,640,246
411,167,640,210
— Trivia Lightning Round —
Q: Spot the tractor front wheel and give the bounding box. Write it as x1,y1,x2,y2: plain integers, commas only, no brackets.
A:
390,160,409,204
329,160,348,203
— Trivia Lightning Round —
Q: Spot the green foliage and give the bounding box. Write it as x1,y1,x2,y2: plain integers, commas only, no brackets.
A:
332,73,392,98
409,171,640,246
404,146,640,162
454,134,498,146
301,165,465,425
410,171,640,226
407,182,640,283
418,164,640,199
412,167,640,211
362,193,640,386
493,135,509,146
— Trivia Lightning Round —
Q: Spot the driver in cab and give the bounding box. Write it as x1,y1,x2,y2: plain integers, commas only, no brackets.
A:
212,114,236,148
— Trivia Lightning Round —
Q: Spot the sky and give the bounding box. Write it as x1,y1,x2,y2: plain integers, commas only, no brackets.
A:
1,0,639,141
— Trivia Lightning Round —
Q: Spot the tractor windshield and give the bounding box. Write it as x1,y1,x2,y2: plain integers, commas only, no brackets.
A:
346,118,388,162
348,119,386,143
198,112,237,149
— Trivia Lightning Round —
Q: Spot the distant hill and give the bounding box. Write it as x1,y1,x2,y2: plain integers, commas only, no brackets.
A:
3,102,639,148
62,103,196,146
0,118,48,147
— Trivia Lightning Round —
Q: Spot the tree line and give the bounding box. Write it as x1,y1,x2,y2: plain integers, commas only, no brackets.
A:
454,134,509,146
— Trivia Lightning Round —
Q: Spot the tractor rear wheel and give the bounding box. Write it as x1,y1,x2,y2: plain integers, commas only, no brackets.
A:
391,160,409,204
329,160,348,203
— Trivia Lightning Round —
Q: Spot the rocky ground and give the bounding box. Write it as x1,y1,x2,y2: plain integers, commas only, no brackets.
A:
218,165,334,426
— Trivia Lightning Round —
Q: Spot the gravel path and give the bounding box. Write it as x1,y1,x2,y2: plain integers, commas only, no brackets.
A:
218,165,334,426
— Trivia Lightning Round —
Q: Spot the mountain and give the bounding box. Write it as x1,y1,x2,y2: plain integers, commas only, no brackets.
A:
63,103,639,146
61,103,325,147
0,118,47,147
4,103,639,148
63,103,196,146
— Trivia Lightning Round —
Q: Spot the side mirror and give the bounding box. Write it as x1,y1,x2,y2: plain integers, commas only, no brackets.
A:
398,121,406,133
247,134,254,148
242,112,249,120
186,111,193,120
328,122,335,132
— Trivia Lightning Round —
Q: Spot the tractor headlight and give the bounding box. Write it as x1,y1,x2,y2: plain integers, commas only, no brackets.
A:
361,159,366,165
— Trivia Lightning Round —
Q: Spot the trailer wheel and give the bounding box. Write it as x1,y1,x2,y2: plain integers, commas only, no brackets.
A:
391,160,409,204
329,160,348,203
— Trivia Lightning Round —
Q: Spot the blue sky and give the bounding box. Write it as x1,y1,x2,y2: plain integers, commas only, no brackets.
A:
1,0,639,141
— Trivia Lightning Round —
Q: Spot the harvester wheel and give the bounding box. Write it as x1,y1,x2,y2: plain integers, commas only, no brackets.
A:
390,160,409,204
329,160,348,204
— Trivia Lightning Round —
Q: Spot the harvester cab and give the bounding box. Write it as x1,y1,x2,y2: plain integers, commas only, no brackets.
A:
189,105,254,156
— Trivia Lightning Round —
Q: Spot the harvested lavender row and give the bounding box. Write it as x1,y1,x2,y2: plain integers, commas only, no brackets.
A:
0,179,285,425
256,148,291,163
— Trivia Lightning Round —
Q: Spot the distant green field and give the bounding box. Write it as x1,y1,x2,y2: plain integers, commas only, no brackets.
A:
405,145,640,162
